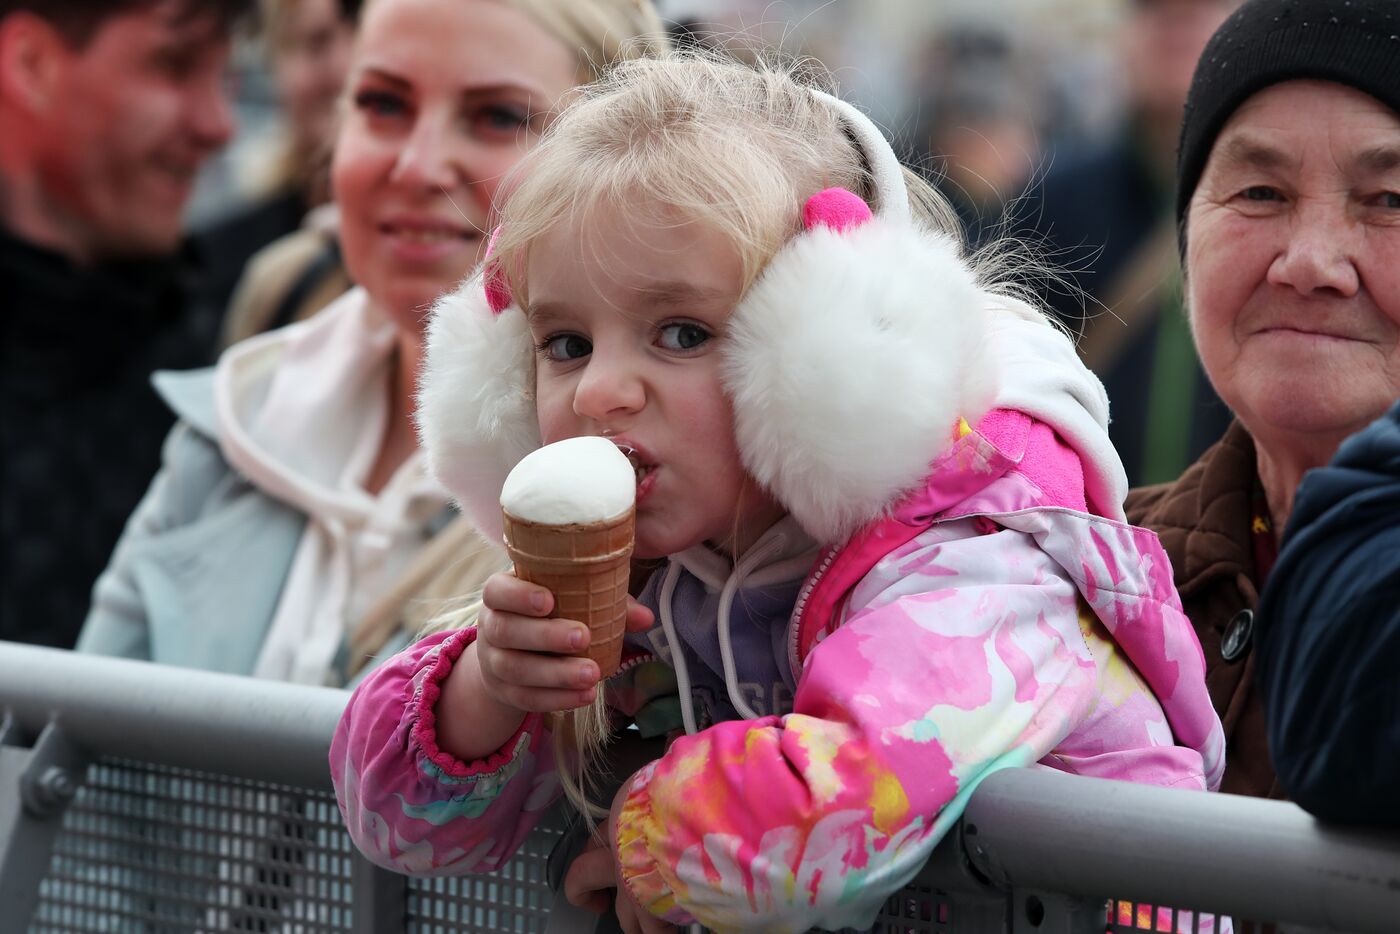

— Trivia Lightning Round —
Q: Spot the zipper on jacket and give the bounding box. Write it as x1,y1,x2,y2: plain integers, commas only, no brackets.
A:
787,545,838,675
606,651,656,683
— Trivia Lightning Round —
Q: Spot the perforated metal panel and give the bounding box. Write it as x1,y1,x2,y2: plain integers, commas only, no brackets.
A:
30,760,355,933
405,806,566,934
14,758,1265,934
25,759,570,934
863,883,954,932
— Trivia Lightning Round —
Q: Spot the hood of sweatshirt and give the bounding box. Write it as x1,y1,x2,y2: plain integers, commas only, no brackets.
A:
215,287,443,521
625,514,822,731
212,287,449,684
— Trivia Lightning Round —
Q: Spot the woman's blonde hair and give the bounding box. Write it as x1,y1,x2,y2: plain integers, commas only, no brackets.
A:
507,0,669,82
353,0,669,82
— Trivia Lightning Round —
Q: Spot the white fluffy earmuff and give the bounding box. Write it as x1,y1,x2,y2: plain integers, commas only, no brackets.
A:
721,188,997,544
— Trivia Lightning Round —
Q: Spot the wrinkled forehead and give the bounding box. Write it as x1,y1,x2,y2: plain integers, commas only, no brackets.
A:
1205,80,1400,174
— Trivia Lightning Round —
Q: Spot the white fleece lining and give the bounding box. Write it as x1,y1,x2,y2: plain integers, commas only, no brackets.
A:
416,275,539,549
722,220,997,543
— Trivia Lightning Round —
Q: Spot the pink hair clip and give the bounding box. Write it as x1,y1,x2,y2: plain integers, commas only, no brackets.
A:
801,187,872,233
482,227,512,314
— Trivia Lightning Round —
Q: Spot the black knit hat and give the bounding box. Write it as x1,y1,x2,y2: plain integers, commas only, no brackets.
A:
1176,0,1400,243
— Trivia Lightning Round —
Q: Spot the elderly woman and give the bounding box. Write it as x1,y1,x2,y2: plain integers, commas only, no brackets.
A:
1127,0,1400,798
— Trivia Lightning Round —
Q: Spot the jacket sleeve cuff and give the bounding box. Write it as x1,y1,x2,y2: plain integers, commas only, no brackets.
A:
408,627,544,781
614,762,694,925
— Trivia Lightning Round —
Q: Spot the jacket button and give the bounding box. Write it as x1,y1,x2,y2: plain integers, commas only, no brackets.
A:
1221,609,1254,663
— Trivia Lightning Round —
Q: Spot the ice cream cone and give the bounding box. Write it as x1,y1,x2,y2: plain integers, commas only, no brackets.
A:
502,507,634,677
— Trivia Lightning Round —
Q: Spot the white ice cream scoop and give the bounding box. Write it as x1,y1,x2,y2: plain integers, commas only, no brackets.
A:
500,437,637,678
500,436,635,525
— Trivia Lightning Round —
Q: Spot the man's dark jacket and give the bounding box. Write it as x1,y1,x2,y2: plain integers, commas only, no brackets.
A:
1,226,217,648
1257,399,1400,825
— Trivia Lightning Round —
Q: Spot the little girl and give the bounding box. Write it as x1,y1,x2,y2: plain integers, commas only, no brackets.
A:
331,54,1225,933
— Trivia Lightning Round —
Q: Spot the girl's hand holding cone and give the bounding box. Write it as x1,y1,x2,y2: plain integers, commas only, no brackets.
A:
476,571,654,714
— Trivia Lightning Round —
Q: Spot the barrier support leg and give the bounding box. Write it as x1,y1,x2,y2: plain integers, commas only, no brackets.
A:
351,850,409,933
0,717,92,929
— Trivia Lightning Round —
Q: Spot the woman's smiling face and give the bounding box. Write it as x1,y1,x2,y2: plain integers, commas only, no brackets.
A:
331,0,579,333
1185,80,1400,453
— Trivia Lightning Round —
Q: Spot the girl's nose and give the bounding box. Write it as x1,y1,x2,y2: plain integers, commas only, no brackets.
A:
1266,205,1361,298
573,353,645,423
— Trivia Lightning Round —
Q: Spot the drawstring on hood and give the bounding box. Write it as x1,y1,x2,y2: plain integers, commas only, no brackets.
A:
655,520,814,735
655,561,695,734
714,532,789,722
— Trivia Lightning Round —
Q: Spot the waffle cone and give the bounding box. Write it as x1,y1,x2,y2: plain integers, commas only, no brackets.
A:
501,507,634,677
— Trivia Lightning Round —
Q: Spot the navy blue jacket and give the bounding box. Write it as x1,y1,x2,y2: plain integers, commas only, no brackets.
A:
1257,399,1400,825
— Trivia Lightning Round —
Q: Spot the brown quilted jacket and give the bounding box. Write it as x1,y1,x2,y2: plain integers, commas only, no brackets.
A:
1126,420,1284,799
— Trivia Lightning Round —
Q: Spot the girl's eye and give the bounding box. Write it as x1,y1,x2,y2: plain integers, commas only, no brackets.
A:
354,89,408,118
540,334,592,361
657,323,712,352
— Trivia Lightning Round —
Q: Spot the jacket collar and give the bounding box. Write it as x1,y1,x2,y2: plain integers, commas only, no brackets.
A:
153,367,220,437
1130,419,1257,599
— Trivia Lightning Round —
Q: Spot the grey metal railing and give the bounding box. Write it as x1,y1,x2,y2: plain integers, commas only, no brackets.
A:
3,640,1399,933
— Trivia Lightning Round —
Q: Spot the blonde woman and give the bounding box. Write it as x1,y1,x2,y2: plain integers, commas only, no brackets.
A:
77,0,667,687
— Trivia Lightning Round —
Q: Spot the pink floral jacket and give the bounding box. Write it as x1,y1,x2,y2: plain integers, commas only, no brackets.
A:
330,409,1225,933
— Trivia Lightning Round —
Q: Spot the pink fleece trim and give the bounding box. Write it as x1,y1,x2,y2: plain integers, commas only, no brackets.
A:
408,627,543,779
977,409,1087,512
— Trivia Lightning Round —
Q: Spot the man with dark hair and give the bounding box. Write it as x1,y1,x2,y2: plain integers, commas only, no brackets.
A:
1,0,251,647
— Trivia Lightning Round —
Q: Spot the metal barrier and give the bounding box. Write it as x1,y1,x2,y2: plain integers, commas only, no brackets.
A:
2,641,1398,933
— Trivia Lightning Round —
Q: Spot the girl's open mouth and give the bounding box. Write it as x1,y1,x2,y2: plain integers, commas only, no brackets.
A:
613,442,658,501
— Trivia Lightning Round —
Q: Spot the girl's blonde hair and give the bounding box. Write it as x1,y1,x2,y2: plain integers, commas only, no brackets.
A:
433,50,1058,824
490,53,966,304
489,50,1052,315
